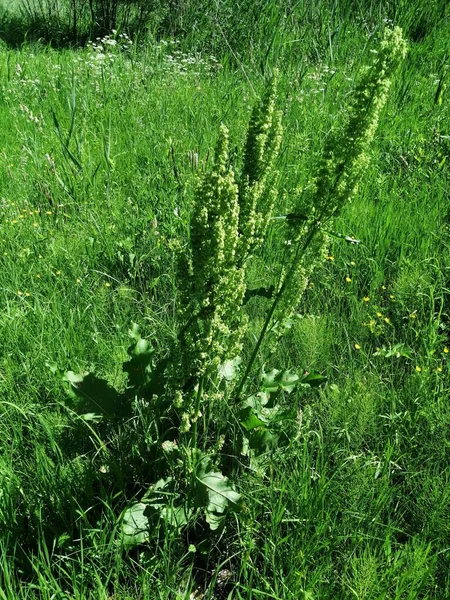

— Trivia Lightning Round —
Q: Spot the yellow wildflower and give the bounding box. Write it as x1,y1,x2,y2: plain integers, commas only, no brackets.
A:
354,343,361,350
415,366,422,373
345,276,352,283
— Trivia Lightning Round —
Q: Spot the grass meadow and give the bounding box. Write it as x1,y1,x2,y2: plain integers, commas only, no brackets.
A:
0,1,449,598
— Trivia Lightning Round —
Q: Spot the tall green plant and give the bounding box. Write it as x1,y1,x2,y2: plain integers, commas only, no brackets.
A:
62,27,407,546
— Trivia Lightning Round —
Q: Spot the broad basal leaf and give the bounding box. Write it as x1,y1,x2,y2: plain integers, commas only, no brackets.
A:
194,454,240,529
121,503,150,548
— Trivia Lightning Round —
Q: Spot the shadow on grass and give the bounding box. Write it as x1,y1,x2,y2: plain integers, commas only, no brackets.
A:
0,12,91,49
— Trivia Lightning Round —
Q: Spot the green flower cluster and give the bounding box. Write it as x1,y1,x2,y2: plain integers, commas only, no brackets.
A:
173,73,283,395
171,28,406,406
312,26,407,221
265,27,407,355
238,71,283,262
175,125,247,390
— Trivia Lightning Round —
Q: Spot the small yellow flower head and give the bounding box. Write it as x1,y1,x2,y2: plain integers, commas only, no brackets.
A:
17,290,23,296
415,366,422,373
354,343,361,350
376,312,383,318
345,276,352,283
326,255,335,261
409,313,417,319
350,261,356,266
384,317,390,324
444,347,449,354
104,282,111,287
437,366,443,373
76,278,81,284
363,296,370,302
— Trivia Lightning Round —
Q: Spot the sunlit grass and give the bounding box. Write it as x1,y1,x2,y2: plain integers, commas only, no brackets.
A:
0,3,449,598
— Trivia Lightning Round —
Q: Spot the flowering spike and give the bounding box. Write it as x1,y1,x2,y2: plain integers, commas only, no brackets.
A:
174,124,246,389
311,27,407,220
238,70,283,262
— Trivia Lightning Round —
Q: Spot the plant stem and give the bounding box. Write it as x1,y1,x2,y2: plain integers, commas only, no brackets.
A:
234,220,320,400
191,374,204,450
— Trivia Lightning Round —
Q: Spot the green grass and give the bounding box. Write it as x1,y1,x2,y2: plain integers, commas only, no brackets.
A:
0,3,449,598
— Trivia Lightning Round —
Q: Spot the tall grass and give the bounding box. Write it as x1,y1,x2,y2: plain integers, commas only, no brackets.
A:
0,2,449,598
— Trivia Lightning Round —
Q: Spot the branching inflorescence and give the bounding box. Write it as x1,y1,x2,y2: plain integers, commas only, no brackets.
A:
174,27,407,406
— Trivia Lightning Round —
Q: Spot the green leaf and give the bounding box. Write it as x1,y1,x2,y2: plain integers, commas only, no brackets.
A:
123,335,155,389
300,373,327,387
373,343,412,359
218,356,241,382
63,371,129,418
247,428,278,454
239,406,267,431
159,504,191,529
194,454,240,528
142,356,169,399
121,503,150,548
205,511,226,531
261,369,299,394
